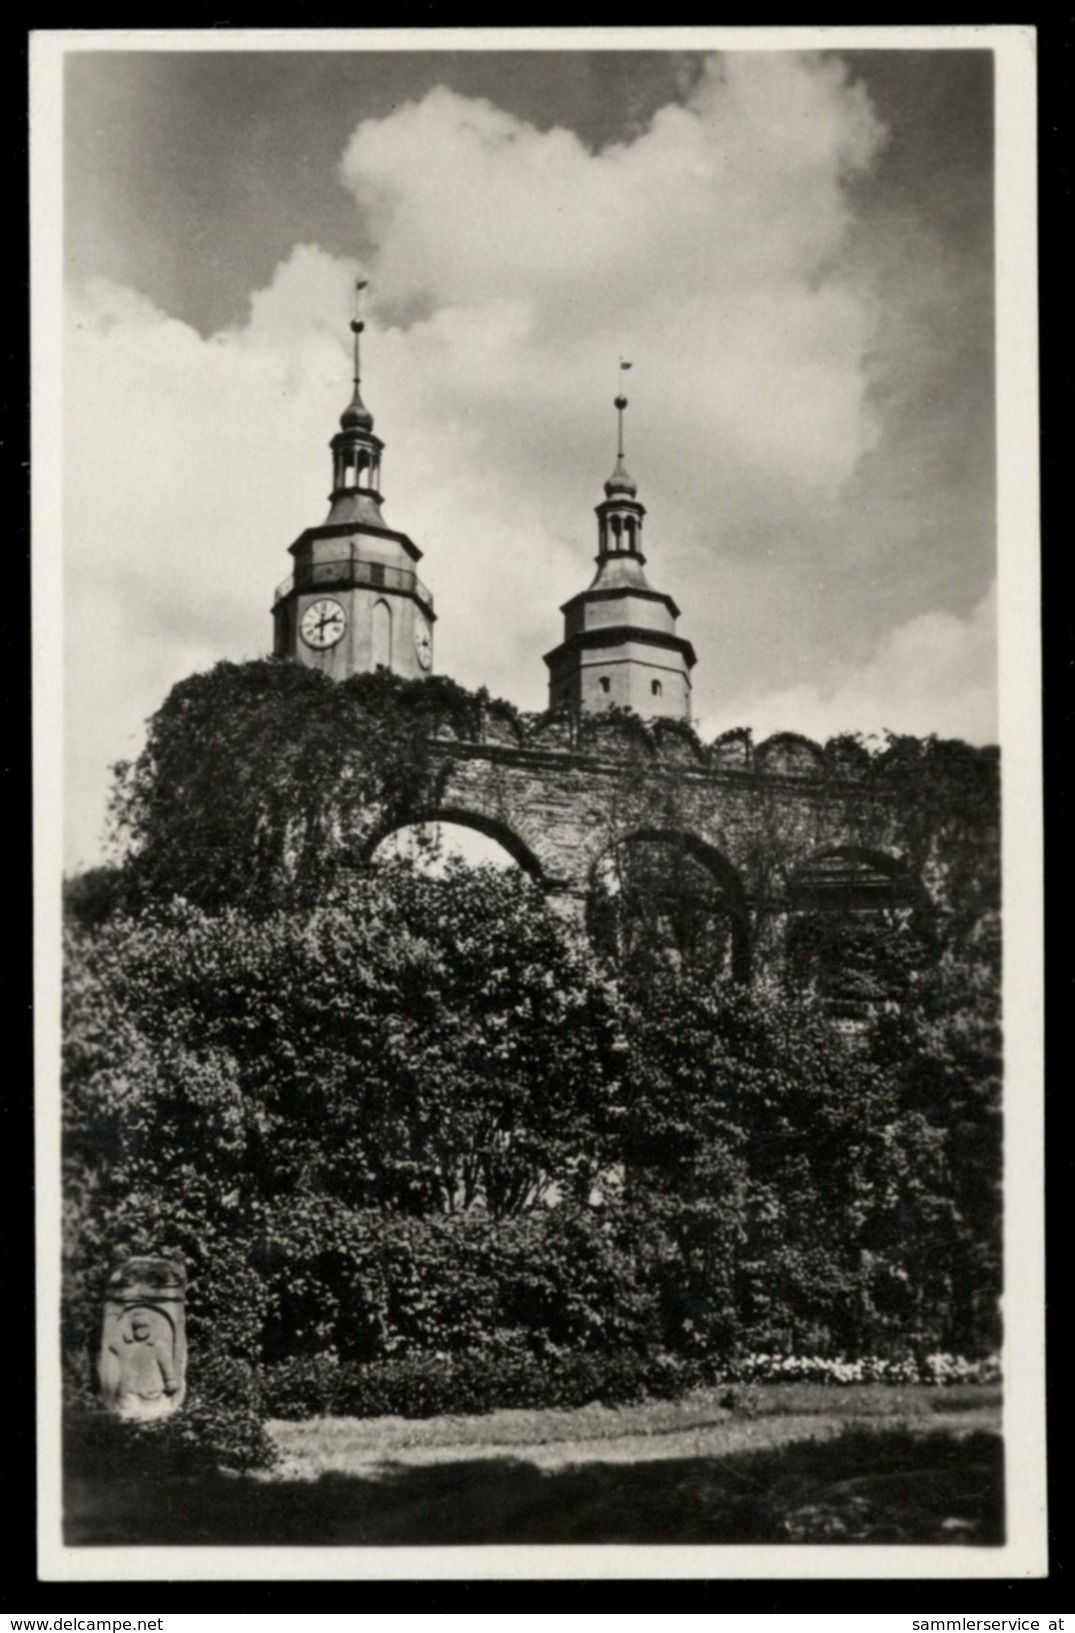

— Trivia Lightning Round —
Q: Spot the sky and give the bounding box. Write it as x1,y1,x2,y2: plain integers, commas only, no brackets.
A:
59,43,998,871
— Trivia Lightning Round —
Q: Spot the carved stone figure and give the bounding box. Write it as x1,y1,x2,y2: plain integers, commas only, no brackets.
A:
99,1257,187,1419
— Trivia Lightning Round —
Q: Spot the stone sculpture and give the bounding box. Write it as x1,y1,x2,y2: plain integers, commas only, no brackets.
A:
99,1256,187,1419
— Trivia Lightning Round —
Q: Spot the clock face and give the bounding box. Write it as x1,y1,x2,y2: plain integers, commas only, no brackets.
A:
414,621,433,671
300,598,347,651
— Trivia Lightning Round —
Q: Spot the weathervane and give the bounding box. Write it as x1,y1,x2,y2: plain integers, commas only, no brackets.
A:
351,277,369,390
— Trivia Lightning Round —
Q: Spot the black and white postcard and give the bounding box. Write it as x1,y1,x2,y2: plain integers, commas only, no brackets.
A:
31,25,1045,1585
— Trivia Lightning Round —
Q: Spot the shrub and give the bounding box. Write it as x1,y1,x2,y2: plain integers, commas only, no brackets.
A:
262,1347,713,1421
261,1354,339,1420
65,1350,275,1477
256,1203,656,1366
171,1351,276,1471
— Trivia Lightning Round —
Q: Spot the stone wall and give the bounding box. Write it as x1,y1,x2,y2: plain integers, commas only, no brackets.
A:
354,707,1000,982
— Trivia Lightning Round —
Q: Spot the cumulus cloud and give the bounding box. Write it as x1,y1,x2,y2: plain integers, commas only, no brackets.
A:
726,581,998,746
339,56,884,505
62,52,994,870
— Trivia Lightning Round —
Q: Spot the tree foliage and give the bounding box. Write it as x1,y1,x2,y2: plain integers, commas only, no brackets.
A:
615,969,987,1358
107,661,500,913
64,860,621,1231
63,861,1001,1380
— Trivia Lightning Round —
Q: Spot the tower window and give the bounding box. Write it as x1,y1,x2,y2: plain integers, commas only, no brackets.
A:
651,679,663,697
369,563,385,586
371,598,392,670
599,676,611,694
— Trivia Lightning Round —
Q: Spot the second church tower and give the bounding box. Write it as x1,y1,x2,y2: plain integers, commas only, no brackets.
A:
544,390,695,720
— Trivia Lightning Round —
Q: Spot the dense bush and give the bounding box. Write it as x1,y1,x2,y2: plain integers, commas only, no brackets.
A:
617,969,997,1360
263,1347,710,1421
259,1346,999,1422
258,1203,655,1364
64,860,621,1226
66,1351,275,1476
865,924,1003,1356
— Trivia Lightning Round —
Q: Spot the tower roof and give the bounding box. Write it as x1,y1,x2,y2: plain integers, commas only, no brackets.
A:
604,453,638,499
340,384,374,432
588,551,653,593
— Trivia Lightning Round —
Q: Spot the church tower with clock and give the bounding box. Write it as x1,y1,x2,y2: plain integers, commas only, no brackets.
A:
272,293,435,680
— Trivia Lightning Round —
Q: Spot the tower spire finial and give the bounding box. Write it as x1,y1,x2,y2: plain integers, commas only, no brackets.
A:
352,278,368,387
340,277,374,431
615,358,632,458
605,359,636,499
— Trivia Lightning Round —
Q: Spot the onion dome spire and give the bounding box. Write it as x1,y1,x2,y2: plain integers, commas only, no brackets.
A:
605,368,637,498
340,278,374,431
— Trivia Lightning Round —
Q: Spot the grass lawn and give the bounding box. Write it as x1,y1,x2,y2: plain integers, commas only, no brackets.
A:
65,1383,1003,1548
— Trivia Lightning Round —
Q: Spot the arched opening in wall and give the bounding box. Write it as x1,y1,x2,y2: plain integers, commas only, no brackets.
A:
371,598,392,670
587,830,749,983
784,848,928,1012
369,810,545,882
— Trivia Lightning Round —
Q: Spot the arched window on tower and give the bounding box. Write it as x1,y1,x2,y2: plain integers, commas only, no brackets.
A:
371,598,392,671
599,676,611,694
651,679,662,697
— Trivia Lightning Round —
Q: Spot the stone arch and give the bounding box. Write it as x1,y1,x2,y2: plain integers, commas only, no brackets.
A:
579,712,655,761
588,826,751,982
651,718,706,766
755,732,827,780
364,805,548,883
528,712,575,751
783,845,926,1008
709,729,753,771
785,845,919,910
824,736,873,780
481,702,525,748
